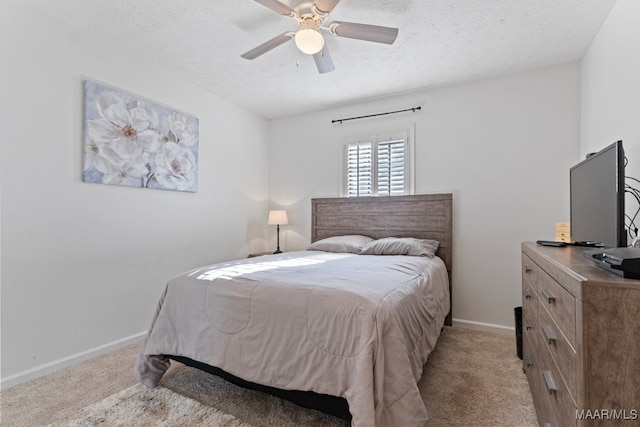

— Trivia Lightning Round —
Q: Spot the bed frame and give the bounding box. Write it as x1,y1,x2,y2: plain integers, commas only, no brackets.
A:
171,193,453,420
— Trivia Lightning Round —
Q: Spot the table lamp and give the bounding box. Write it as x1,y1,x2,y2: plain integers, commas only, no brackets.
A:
268,210,288,254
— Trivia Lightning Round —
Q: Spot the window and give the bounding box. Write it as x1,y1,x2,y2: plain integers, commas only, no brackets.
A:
344,129,413,197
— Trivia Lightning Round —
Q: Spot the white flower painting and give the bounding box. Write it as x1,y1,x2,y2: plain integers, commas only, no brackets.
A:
83,80,199,192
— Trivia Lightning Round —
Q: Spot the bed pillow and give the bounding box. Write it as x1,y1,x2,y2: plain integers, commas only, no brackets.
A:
307,235,374,254
359,237,440,257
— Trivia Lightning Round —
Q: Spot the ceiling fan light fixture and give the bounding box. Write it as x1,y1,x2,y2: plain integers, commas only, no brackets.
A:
295,28,324,55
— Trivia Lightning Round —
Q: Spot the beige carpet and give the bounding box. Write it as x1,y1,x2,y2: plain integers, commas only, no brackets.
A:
1,327,538,426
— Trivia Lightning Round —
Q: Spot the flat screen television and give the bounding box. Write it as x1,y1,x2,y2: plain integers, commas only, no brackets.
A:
570,140,625,247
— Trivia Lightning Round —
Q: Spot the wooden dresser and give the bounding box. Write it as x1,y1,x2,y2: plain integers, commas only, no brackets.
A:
521,242,640,426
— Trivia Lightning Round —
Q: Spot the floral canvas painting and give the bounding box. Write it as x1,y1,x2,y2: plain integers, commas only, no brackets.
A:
83,80,199,192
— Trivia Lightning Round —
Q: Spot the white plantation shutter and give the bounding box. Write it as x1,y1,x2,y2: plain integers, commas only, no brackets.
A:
344,130,411,197
347,142,373,196
377,139,405,196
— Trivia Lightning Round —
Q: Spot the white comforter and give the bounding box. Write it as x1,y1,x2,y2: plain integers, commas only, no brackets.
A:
135,251,450,427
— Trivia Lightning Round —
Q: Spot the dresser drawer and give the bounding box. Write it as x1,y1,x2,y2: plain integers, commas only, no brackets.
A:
535,384,559,427
522,285,538,366
522,330,541,410
522,306,538,377
523,282,538,331
538,303,577,404
537,269,576,348
538,342,576,427
522,328,537,378
522,253,539,293
522,300,538,341
522,254,538,326
524,330,559,427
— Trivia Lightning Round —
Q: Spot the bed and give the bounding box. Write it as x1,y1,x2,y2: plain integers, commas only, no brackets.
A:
135,193,452,426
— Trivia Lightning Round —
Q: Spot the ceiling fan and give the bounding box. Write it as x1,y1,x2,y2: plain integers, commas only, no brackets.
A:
241,0,399,74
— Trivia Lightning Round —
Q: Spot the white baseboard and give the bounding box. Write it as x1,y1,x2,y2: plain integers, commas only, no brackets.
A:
452,318,515,336
0,331,147,390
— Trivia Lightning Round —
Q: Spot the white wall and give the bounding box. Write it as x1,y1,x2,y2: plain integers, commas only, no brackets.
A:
581,0,640,194
270,64,581,329
0,5,270,383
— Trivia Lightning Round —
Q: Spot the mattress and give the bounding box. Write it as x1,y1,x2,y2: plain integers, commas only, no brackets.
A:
135,250,450,426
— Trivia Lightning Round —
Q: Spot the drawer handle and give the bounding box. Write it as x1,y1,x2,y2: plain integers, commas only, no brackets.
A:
524,266,532,274
542,326,557,344
525,321,533,331
543,370,558,394
542,288,556,303
523,290,532,300
524,354,534,368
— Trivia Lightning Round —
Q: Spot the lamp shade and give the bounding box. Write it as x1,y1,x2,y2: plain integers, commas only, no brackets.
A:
268,210,288,225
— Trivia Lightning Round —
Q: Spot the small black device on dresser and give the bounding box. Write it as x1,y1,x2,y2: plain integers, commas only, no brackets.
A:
582,247,640,279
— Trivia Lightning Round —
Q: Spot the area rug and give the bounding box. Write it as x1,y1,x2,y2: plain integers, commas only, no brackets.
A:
49,383,253,427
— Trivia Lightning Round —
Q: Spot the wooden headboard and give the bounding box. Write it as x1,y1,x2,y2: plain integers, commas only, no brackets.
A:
311,193,453,325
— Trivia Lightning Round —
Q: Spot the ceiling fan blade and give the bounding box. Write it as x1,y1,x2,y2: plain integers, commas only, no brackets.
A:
254,0,295,16
313,45,335,74
313,0,341,15
241,32,293,60
329,21,398,44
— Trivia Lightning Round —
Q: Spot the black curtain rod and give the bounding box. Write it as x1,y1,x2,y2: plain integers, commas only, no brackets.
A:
332,106,421,124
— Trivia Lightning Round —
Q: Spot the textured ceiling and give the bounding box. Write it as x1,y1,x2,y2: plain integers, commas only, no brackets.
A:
7,0,617,119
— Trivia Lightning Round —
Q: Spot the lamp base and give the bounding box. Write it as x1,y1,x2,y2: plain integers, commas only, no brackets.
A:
273,224,283,254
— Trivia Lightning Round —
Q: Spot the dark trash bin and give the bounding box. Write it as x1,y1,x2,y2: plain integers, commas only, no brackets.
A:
514,306,523,360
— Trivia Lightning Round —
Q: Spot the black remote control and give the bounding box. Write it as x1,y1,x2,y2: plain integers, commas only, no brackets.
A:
536,240,567,247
